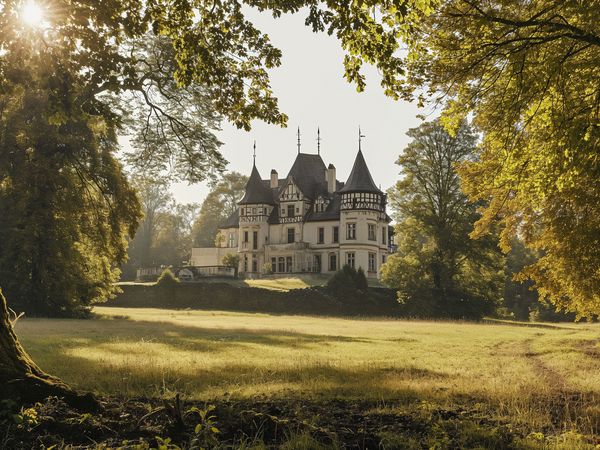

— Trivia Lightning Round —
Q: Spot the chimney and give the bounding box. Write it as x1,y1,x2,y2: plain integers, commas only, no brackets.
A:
270,169,278,188
327,163,336,193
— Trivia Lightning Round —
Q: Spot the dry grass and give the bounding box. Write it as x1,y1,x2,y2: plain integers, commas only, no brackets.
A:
14,307,600,441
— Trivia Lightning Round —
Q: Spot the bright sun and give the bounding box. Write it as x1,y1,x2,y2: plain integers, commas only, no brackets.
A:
20,1,45,27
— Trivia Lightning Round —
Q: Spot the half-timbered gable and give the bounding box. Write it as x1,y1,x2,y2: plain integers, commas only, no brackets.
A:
192,145,392,278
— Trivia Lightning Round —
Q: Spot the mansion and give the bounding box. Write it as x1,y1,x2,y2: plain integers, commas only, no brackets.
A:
191,145,392,278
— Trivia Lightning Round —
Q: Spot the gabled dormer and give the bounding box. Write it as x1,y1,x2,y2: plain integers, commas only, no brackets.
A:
314,195,330,213
279,176,303,202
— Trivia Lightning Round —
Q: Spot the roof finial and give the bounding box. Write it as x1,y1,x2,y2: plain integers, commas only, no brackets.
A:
317,127,321,155
358,126,365,152
297,126,301,154
253,140,256,165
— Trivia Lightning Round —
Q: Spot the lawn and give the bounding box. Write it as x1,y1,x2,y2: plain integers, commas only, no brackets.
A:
14,308,600,448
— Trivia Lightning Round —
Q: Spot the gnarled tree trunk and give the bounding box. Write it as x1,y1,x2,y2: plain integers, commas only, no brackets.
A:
0,289,97,409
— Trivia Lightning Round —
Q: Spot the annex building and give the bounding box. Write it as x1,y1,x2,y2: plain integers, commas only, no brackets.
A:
191,142,392,278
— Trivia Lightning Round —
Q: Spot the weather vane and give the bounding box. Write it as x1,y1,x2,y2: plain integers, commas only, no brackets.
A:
317,127,321,155
297,126,301,154
358,126,365,151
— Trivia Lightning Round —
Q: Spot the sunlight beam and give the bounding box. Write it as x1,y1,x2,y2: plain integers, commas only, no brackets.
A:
19,1,45,28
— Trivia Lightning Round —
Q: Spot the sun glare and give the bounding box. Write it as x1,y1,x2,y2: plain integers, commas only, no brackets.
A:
20,1,45,28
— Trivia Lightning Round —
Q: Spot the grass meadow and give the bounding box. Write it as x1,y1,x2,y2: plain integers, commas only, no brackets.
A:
14,307,600,448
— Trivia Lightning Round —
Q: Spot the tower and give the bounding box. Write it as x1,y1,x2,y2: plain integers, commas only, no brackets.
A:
338,147,387,274
237,157,275,274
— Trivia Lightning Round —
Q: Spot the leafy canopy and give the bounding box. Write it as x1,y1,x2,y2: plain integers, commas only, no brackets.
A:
396,1,600,317
381,120,503,310
192,172,248,247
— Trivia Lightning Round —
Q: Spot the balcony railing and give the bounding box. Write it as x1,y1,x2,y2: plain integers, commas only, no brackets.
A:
266,242,309,252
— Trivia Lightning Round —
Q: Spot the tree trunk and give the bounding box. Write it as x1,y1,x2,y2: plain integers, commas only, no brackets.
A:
0,289,98,409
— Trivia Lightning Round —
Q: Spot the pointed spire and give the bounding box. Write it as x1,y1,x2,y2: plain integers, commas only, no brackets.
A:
317,127,321,155
339,147,382,194
358,126,365,151
238,164,275,205
297,126,301,154
238,141,275,205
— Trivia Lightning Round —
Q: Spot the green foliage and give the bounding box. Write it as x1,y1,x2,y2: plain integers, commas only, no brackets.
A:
261,263,273,275
504,239,576,322
0,400,38,430
192,172,248,247
396,1,600,317
186,404,221,449
0,58,141,315
222,254,240,278
381,120,503,318
326,265,369,301
156,268,180,287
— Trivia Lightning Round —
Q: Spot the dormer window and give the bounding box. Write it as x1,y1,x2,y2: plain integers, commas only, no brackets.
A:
315,196,329,213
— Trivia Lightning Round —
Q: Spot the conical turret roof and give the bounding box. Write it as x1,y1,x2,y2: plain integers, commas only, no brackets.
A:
238,164,275,204
339,150,382,194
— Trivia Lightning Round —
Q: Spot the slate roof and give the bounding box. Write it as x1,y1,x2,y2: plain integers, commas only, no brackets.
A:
283,153,328,199
238,165,276,205
339,150,383,194
228,150,382,227
218,209,240,229
305,194,342,222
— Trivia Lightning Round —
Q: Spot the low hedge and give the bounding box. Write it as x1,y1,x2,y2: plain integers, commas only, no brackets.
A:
110,283,401,317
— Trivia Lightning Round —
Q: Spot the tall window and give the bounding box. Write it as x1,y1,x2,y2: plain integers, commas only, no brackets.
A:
278,257,285,273
287,204,295,217
252,231,258,250
368,224,376,241
287,228,295,243
314,254,321,272
286,256,293,273
347,223,356,240
382,226,387,245
333,226,339,243
329,253,337,271
271,257,277,273
317,227,325,244
368,252,376,272
243,231,249,243
252,255,258,272
243,255,248,272
228,233,235,248
346,252,355,268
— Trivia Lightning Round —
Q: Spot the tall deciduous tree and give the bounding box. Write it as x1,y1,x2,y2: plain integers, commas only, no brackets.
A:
0,61,141,316
192,172,248,247
126,176,173,271
123,177,200,278
398,1,600,317
381,121,503,314
0,0,435,404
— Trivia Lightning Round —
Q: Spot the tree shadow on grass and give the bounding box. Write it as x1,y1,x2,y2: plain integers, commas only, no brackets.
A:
17,316,451,401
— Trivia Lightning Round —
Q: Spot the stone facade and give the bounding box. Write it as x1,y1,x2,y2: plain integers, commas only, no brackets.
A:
191,148,391,278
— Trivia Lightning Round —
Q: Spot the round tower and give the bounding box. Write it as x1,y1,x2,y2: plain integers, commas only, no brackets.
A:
238,163,275,274
338,150,388,276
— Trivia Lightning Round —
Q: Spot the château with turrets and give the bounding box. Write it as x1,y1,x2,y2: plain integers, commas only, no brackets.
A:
191,133,392,278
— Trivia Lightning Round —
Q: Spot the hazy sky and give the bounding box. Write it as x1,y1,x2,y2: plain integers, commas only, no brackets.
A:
170,9,423,205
